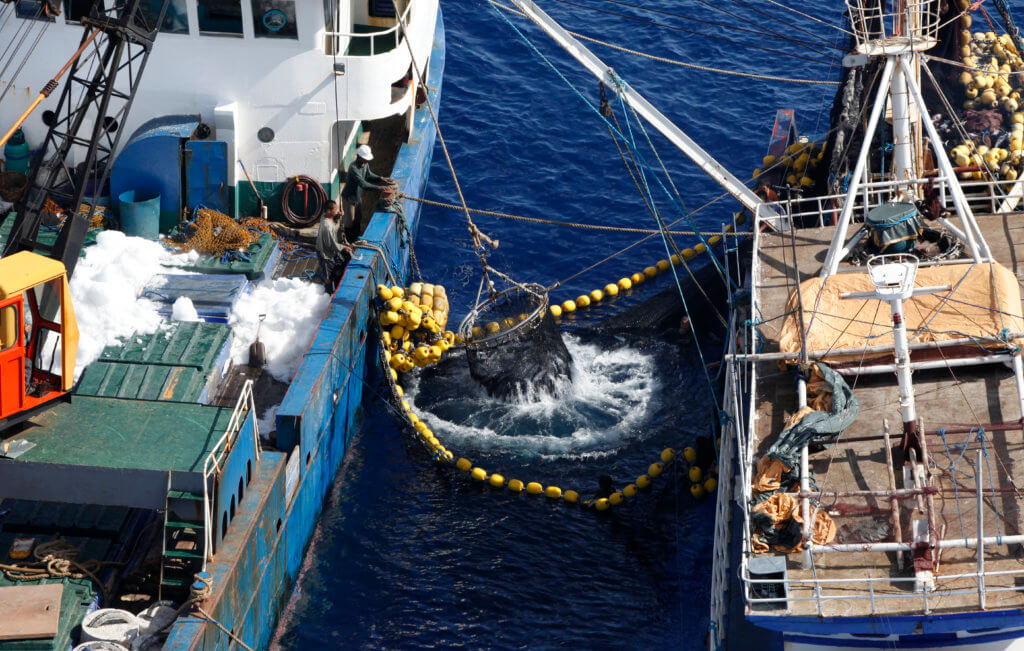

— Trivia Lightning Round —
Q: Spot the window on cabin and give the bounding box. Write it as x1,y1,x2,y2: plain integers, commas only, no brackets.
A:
15,0,56,21
367,0,395,18
138,0,189,33
63,0,101,23
251,0,296,39
197,0,243,36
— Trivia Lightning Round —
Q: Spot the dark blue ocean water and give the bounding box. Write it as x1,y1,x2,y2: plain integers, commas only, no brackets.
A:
276,1,846,647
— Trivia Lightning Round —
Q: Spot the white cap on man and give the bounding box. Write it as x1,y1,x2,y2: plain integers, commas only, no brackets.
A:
356,144,373,161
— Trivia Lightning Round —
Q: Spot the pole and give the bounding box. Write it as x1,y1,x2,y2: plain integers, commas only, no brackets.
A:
0,29,101,150
883,419,904,570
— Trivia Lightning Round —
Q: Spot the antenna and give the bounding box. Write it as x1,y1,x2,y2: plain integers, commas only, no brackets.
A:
822,1,991,275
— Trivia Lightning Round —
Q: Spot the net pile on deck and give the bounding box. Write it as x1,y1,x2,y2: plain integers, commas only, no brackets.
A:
458,282,572,399
170,208,257,256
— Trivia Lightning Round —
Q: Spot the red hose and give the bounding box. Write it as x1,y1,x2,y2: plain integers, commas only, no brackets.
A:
281,175,327,226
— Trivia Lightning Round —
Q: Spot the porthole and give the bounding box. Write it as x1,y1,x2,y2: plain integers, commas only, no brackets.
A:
258,127,274,143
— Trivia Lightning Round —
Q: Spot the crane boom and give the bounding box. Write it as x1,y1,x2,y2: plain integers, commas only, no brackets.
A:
503,0,784,228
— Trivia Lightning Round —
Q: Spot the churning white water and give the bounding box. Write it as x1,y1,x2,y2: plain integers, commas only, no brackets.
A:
405,335,659,460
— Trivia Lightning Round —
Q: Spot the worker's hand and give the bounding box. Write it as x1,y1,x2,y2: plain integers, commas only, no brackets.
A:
384,177,397,185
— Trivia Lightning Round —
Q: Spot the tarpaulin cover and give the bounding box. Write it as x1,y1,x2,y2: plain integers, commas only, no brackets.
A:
764,362,859,470
751,493,837,554
778,262,1024,361
865,202,920,254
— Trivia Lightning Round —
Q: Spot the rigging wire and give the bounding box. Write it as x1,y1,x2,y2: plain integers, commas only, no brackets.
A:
722,0,849,47
758,0,858,38
489,2,840,85
590,0,845,57
0,8,51,108
545,0,838,65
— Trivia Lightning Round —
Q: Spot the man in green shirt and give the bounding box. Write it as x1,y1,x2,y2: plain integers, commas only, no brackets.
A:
340,145,394,242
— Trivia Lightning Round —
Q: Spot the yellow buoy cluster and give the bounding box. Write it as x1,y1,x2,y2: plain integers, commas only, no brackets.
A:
378,284,458,375
550,212,746,319
468,311,533,340
681,445,719,501
751,140,826,188
954,29,1024,182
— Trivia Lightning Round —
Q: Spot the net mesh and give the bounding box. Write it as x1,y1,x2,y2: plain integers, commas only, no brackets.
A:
458,283,573,398
171,208,258,255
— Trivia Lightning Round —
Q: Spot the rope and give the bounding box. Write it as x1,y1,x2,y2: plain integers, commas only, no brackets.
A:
397,10,492,272
381,193,422,282
545,0,838,65
194,605,255,651
0,539,118,602
489,1,840,84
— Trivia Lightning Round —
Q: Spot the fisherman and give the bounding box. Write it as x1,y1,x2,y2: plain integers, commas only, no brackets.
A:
341,144,395,243
316,200,352,292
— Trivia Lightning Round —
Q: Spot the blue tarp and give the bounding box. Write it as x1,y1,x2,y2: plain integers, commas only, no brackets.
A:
141,274,250,322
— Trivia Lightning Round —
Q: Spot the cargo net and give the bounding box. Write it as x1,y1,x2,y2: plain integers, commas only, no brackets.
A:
458,282,573,399
169,208,258,256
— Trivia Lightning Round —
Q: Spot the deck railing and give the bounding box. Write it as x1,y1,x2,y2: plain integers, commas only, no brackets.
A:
723,187,1024,623
324,1,413,56
201,378,261,568
766,176,1024,230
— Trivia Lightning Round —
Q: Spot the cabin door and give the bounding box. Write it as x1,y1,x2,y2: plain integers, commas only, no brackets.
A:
186,140,230,214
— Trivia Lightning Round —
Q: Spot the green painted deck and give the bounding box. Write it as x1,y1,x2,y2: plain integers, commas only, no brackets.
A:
0,217,101,256
75,322,231,402
11,396,232,472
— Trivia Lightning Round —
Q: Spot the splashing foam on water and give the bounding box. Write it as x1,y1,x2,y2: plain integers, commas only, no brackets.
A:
407,335,657,459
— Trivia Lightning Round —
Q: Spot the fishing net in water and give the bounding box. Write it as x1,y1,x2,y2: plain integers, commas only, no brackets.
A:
458,282,573,399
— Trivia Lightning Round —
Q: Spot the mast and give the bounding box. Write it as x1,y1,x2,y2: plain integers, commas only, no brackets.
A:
503,0,785,229
823,0,992,275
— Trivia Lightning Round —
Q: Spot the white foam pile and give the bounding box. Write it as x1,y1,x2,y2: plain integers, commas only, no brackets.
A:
71,231,330,385
70,231,198,379
228,277,330,382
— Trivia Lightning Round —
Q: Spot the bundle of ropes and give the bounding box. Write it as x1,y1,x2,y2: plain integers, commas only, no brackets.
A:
0,539,115,592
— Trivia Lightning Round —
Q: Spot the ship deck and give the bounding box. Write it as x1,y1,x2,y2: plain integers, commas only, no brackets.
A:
750,213,1024,619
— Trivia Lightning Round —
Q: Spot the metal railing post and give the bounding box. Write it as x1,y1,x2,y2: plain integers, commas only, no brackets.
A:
977,449,986,610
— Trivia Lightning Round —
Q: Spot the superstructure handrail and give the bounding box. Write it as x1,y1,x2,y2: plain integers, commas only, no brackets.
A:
324,1,414,56
201,378,261,568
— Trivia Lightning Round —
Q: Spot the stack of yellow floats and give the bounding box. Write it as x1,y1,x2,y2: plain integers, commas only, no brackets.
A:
550,212,746,318
378,283,458,377
751,140,825,189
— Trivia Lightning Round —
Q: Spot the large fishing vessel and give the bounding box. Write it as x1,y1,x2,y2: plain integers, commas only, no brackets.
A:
0,0,443,647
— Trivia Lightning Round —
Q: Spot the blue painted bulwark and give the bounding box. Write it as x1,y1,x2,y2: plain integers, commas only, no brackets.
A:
163,10,445,650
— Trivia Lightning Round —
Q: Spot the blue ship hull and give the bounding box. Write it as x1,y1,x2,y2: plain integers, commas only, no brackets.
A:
163,11,444,650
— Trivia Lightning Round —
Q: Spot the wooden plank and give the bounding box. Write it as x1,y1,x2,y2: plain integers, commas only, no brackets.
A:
0,583,63,640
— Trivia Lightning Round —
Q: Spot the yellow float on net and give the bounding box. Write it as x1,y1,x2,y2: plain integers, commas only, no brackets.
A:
604,283,619,297
550,304,563,318
485,321,501,334
526,482,544,495
562,300,577,313
636,474,651,489
377,284,394,301
380,311,399,326
508,479,525,493
623,484,638,498
590,289,604,302
682,248,697,260
661,448,675,463
690,483,706,499
563,490,579,504
390,286,405,298
471,467,487,481
703,477,718,493
630,272,644,285
609,492,624,505
683,446,697,463
644,266,658,278
472,326,484,338
688,466,703,483
617,277,632,291
456,458,472,471
670,253,681,266
545,486,562,499
656,259,671,272
489,473,505,488
390,368,398,382
694,243,707,254
576,295,591,308
649,462,664,478
594,498,610,511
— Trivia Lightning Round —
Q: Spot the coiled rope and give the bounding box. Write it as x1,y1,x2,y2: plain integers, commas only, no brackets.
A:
0,539,119,601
